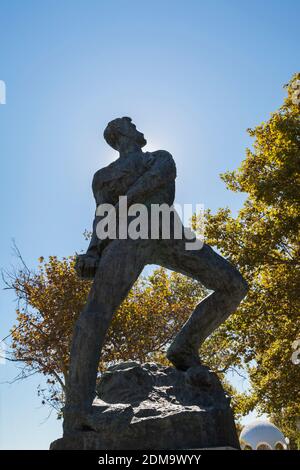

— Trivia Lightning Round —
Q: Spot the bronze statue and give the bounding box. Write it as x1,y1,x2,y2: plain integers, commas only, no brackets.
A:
64,117,248,432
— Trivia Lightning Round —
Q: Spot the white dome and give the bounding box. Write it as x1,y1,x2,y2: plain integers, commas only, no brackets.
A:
240,420,287,450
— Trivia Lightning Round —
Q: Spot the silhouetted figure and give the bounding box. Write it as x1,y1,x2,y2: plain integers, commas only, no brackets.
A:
64,117,248,432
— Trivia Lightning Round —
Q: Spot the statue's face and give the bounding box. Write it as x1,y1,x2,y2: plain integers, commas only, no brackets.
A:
122,120,146,148
104,117,147,151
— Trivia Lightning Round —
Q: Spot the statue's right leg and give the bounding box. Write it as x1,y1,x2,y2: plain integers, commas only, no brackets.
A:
64,239,151,433
152,238,248,371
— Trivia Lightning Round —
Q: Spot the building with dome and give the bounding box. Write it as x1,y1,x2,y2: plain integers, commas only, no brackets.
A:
240,420,288,450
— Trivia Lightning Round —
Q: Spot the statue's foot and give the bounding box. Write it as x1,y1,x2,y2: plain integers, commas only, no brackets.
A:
63,407,93,434
166,343,201,371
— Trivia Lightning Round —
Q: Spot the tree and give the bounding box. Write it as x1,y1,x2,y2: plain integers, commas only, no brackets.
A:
198,73,300,447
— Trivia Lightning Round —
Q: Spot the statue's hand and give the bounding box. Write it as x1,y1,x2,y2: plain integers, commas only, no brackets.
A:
75,254,99,280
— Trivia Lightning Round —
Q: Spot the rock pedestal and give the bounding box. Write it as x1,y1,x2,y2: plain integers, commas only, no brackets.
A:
50,361,240,450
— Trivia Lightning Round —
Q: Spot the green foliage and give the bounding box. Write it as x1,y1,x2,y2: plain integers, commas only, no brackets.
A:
197,73,300,447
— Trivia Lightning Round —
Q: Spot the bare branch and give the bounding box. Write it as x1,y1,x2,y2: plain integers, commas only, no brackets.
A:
11,239,30,273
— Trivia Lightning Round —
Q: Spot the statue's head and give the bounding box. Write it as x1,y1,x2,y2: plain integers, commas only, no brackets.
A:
103,117,147,151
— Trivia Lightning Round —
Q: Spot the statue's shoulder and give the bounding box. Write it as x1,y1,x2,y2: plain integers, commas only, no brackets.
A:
92,159,126,185
92,160,126,193
151,149,173,159
145,150,176,177
144,149,174,166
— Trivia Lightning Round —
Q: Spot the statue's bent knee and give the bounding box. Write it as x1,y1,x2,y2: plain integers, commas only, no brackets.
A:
229,270,249,305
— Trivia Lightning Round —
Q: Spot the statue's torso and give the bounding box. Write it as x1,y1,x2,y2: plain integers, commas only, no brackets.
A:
92,151,175,207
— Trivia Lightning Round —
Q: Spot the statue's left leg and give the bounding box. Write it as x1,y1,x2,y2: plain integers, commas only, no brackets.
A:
64,238,152,432
152,239,248,370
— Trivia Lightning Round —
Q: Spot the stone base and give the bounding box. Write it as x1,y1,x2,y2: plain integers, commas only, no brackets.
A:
51,362,240,450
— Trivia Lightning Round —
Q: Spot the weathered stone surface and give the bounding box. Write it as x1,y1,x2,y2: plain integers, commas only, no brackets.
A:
51,362,240,450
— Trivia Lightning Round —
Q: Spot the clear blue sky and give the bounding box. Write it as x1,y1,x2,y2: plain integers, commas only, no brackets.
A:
0,0,299,449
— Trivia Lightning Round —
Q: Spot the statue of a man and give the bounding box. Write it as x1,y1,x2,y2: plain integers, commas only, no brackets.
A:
64,117,248,431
